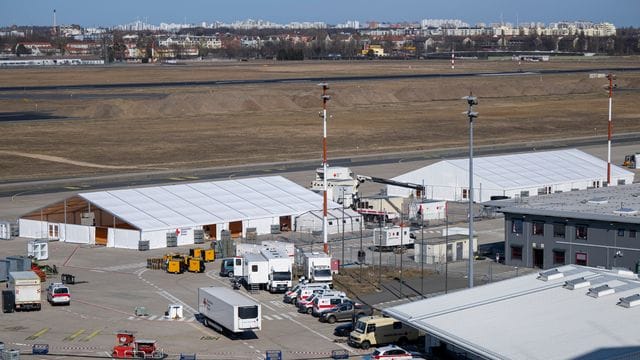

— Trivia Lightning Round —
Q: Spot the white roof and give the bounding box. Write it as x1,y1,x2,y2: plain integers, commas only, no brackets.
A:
80,176,338,231
384,265,640,360
392,148,634,191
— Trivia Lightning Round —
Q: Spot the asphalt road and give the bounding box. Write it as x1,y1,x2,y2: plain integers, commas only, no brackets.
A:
1,66,639,92
1,132,639,198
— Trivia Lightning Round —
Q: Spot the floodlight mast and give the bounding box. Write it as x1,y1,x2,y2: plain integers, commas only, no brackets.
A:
462,92,478,288
606,73,615,185
319,83,331,255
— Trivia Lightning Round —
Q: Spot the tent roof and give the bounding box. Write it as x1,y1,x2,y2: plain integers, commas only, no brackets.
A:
393,148,633,191
79,176,337,231
384,265,640,360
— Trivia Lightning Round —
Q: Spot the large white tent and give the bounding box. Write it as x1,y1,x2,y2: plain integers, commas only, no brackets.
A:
388,149,634,202
20,176,340,249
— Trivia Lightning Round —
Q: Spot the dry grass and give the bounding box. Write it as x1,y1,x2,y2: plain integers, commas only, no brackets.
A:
1,58,639,182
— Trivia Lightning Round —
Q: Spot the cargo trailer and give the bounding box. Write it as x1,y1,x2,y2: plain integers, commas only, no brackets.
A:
198,287,261,334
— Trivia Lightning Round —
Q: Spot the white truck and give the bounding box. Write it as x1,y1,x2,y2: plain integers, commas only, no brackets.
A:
260,248,292,293
372,226,413,251
242,253,269,290
303,252,333,287
9,271,42,311
198,287,261,334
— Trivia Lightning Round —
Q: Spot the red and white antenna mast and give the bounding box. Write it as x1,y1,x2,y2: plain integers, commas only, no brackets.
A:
606,73,616,185
451,48,455,70
319,83,331,254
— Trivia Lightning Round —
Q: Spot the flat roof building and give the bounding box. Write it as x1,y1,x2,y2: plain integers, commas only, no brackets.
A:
485,183,640,271
384,265,640,360
388,149,634,202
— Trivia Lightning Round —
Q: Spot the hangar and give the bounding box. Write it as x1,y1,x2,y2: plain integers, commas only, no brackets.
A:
19,176,338,250
387,148,634,201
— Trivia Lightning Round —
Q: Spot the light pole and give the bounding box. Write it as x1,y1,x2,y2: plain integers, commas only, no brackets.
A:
341,188,345,270
319,83,331,255
463,93,478,289
420,204,424,297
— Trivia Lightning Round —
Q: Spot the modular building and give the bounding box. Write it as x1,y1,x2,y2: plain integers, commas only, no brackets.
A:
294,208,362,234
414,234,478,264
19,176,340,250
387,149,634,201
485,183,640,271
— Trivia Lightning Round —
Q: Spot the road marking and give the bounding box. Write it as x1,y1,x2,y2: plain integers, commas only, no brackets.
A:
26,328,49,340
147,315,157,321
81,329,101,342
64,329,85,341
269,300,287,308
263,315,273,321
187,317,196,322
127,316,135,320
64,186,81,190
184,176,199,179
287,312,298,317
168,177,184,181
271,314,282,320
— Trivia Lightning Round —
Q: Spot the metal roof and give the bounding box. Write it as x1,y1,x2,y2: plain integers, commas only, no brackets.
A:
485,183,640,224
384,265,640,360
392,148,633,191
79,176,338,231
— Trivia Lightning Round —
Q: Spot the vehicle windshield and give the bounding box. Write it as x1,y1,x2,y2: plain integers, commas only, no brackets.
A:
372,350,382,356
54,288,69,294
306,294,317,302
314,269,332,277
272,271,291,281
354,320,366,333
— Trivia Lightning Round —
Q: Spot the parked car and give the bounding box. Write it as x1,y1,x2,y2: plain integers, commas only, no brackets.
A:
319,302,373,323
46,282,70,306
367,345,423,360
333,322,354,337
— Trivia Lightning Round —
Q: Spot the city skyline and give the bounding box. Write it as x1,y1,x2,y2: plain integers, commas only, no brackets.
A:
2,0,639,28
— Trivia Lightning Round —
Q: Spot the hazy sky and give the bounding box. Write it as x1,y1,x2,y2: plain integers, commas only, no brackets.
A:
2,0,639,27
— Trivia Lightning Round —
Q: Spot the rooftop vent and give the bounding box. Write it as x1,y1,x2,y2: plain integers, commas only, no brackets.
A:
587,284,615,298
614,268,638,279
618,294,640,308
538,269,564,282
613,207,638,216
564,277,591,290
587,197,608,205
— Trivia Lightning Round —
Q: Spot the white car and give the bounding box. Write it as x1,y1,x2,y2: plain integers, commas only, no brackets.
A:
46,283,70,306
368,345,422,360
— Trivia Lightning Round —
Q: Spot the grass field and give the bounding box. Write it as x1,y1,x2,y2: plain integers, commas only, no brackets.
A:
1,57,639,182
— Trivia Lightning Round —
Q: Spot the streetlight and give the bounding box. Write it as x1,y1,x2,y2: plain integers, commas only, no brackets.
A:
462,93,478,289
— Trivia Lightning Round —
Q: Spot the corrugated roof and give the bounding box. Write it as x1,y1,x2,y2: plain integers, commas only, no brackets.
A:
80,176,337,231
392,148,634,191
384,265,640,360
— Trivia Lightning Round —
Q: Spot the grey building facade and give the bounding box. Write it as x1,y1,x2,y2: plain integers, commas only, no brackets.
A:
487,184,640,272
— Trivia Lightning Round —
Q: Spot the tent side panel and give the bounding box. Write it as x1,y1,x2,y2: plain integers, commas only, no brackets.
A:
109,228,141,249
144,230,168,249
64,224,94,244
19,219,46,239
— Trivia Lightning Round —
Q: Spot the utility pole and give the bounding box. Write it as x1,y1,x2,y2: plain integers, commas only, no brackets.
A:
463,93,478,289
341,189,345,270
445,201,449,294
319,83,331,255
420,204,424,296
606,73,616,185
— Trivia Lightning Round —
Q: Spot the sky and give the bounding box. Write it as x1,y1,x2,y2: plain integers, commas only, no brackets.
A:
1,0,639,27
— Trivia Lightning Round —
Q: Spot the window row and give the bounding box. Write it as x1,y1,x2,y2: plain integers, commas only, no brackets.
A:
510,246,587,266
511,220,637,240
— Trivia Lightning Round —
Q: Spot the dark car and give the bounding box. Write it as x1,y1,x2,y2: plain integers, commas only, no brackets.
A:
333,322,354,337
320,301,373,323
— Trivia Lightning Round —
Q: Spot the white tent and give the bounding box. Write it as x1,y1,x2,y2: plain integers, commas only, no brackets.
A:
20,176,340,249
388,149,634,202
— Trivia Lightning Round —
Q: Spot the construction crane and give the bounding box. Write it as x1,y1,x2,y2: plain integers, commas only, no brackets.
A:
355,175,425,197
353,174,426,224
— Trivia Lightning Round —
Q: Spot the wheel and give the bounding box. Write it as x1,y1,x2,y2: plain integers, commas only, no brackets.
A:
228,272,233,278
327,316,336,324
292,298,298,306
306,307,313,314
203,318,210,328
361,340,370,350
398,336,408,346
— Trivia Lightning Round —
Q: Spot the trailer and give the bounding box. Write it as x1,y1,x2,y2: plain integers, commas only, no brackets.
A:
198,287,261,334
302,252,333,286
8,271,42,311
372,226,413,251
260,248,292,293
243,253,269,290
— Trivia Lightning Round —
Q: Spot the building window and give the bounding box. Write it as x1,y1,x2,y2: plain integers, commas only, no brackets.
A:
618,179,626,185
532,221,544,236
462,189,468,199
553,223,566,238
576,225,588,240
328,221,333,225
575,252,588,266
251,265,258,272
512,219,523,234
617,229,625,237
630,230,637,238
553,250,565,265
511,245,523,260
520,190,529,197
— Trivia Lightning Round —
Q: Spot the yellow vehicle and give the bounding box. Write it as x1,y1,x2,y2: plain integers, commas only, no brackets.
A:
189,248,203,259
348,316,420,350
623,154,639,169
203,249,215,262
165,258,185,274
185,257,205,273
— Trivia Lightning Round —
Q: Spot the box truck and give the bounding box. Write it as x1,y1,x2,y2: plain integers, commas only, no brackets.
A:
243,253,269,290
198,287,261,334
303,252,333,286
8,271,42,311
260,248,292,293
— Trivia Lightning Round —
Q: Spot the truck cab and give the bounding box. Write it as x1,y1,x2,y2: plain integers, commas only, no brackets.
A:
311,265,333,287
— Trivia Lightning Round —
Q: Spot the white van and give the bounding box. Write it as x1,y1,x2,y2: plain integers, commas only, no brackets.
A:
311,293,350,317
293,283,331,305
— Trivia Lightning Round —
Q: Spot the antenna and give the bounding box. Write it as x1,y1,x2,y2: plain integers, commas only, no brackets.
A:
53,9,57,36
